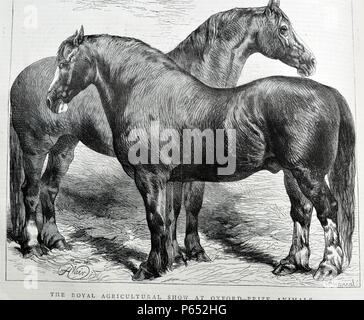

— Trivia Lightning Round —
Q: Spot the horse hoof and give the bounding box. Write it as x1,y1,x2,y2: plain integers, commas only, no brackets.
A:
173,247,188,266
22,245,48,258
22,247,35,259
196,251,211,263
39,244,50,255
313,264,338,281
12,230,26,245
273,262,297,276
132,263,159,281
187,250,211,262
174,252,188,267
51,239,72,251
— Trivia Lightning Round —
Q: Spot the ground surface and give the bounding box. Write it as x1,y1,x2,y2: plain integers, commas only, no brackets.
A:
7,143,360,288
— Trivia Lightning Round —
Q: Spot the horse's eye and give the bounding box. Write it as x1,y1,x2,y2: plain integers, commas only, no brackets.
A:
59,62,67,69
280,25,289,36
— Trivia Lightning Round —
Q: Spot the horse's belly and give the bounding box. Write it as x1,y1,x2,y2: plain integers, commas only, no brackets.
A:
170,164,257,183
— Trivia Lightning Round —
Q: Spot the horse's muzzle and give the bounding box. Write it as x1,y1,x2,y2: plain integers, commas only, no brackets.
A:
298,53,317,77
46,92,69,114
46,96,53,109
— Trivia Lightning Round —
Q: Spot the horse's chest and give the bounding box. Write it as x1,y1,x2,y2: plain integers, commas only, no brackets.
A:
112,133,133,157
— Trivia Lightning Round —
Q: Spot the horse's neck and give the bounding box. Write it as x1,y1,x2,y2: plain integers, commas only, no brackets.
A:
93,56,228,132
168,13,258,88
91,42,190,125
94,66,116,127
91,38,234,130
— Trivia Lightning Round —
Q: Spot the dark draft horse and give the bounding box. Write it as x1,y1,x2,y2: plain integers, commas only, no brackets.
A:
10,0,316,265
46,25,355,281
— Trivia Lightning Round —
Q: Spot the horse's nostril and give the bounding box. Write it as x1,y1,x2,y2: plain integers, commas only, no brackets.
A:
46,97,52,108
311,57,316,66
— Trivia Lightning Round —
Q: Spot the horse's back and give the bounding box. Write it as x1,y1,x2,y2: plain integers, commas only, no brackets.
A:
10,57,113,155
11,56,58,115
11,57,58,140
234,76,341,123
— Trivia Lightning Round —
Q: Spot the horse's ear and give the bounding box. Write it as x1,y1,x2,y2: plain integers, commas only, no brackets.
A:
74,25,85,46
268,0,280,8
265,0,280,16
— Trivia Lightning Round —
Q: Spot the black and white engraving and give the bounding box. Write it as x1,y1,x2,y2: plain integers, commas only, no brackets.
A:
7,0,359,288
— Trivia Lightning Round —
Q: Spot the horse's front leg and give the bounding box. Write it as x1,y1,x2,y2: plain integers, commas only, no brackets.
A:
39,135,78,250
133,170,174,281
273,171,313,276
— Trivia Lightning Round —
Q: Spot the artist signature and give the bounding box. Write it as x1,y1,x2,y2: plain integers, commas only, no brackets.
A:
58,263,92,280
323,279,359,288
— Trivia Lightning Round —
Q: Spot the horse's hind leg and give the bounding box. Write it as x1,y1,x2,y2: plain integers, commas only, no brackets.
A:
291,168,344,280
10,125,26,244
170,182,187,263
273,171,313,276
21,152,48,256
39,135,78,250
184,182,210,262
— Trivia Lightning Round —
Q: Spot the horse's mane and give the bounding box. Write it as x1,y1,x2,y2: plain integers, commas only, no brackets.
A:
57,33,194,86
170,5,289,59
58,33,179,68
170,8,247,59
56,5,290,79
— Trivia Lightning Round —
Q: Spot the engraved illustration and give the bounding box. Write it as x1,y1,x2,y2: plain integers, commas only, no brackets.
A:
7,0,359,287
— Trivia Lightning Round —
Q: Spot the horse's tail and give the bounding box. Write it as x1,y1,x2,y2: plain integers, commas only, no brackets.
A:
328,91,356,270
9,119,25,243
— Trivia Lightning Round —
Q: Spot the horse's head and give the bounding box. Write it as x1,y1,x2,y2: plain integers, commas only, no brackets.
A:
47,26,95,114
256,0,316,77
